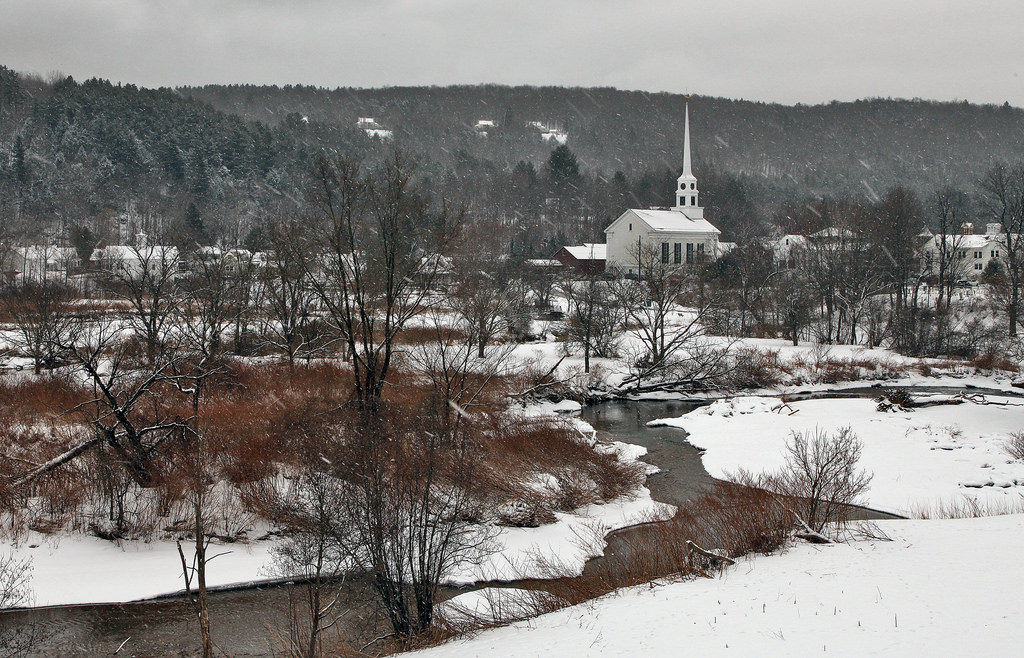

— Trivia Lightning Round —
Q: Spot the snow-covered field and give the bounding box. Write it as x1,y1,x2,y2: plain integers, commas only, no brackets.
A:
413,514,1024,657
649,394,1024,515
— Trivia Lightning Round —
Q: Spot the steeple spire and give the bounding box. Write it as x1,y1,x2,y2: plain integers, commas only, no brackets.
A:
682,102,693,178
675,100,700,212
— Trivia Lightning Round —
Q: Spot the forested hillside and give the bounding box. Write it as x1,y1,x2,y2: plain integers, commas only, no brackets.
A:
184,83,1024,196
2,65,1023,254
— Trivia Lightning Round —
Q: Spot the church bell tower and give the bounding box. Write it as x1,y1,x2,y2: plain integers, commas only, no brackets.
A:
674,102,700,212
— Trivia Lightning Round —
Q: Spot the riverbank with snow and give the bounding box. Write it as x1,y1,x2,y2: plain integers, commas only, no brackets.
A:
411,514,1024,657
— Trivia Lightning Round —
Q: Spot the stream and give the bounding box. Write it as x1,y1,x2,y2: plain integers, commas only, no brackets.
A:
2,385,1006,655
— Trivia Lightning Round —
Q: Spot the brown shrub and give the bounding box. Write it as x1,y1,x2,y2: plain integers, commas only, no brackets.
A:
730,348,784,388
526,482,791,610
480,418,644,519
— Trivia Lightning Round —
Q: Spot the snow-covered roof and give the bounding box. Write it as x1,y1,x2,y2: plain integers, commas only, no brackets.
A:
526,259,562,268
562,244,606,261
12,246,79,262
627,208,720,235
810,226,858,240
96,245,179,261
923,234,1015,250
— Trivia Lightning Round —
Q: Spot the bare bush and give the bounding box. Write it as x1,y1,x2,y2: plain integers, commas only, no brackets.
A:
0,553,36,657
1005,432,1024,461
746,427,872,536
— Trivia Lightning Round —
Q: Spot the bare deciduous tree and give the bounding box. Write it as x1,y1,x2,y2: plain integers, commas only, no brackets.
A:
979,163,1024,336
305,153,462,411
560,273,622,373
1,280,75,375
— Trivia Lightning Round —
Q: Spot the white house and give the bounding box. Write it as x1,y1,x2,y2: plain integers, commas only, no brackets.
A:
919,222,1010,280
604,104,721,275
357,117,393,139
3,245,81,284
93,242,179,279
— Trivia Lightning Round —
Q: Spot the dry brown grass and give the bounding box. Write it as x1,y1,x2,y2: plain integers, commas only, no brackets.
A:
480,482,792,621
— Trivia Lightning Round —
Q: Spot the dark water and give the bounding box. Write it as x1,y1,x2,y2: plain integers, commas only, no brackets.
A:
578,398,712,504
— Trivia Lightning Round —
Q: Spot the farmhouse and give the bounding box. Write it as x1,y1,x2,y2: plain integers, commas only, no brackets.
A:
604,104,721,275
918,222,1010,280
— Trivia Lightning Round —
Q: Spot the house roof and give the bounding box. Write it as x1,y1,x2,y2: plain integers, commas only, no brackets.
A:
924,234,1016,250
13,246,79,262
562,243,607,261
95,245,179,261
624,208,720,235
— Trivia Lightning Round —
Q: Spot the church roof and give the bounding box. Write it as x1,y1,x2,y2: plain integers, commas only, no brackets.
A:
626,208,720,234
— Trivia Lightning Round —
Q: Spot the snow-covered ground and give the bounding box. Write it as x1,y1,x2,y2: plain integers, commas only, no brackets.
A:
413,514,1024,657
649,394,1024,515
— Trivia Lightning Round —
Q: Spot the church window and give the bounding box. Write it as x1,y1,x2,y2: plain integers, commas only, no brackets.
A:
674,243,681,264
661,243,669,263
691,196,696,205
690,183,695,189
697,243,705,253
629,223,632,231
686,243,694,264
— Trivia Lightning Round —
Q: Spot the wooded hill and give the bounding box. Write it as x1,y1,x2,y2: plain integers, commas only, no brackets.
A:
183,83,1024,197
2,64,1024,252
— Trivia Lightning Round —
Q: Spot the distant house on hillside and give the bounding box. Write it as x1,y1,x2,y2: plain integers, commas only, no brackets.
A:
357,117,393,139
554,244,606,275
604,104,721,275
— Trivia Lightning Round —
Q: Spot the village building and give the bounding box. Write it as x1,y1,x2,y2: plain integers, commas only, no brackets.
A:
2,245,81,284
554,243,606,275
91,234,179,279
918,222,1009,281
603,104,721,275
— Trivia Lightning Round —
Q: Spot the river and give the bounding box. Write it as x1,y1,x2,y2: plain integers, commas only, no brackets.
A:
2,388,990,655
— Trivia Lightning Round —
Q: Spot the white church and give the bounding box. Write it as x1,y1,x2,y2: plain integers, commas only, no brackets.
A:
604,104,722,275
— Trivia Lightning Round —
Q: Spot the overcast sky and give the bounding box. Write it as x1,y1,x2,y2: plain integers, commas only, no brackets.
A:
3,0,1024,107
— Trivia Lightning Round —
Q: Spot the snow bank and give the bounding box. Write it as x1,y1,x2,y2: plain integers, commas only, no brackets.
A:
650,395,1024,515
410,514,1024,657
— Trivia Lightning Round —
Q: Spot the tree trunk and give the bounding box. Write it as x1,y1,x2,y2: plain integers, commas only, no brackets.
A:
195,498,213,658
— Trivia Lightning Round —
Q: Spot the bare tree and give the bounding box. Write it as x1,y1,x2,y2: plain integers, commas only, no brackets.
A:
560,273,622,373
304,153,462,411
0,280,75,374
0,553,36,657
449,256,528,359
979,163,1024,336
98,241,181,366
14,315,190,494
266,465,351,657
259,220,326,368
612,243,725,390
929,186,972,312
761,427,872,535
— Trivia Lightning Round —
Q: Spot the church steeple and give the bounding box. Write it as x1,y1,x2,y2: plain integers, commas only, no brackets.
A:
675,102,699,211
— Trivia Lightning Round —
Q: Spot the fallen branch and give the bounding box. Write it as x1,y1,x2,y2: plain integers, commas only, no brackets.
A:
10,435,103,489
788,508,831,544
686,540,736,566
